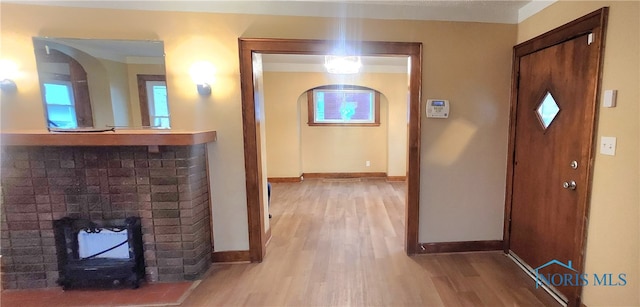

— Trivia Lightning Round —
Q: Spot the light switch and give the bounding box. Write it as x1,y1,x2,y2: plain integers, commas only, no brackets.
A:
600,136,616,156
603,90,617,108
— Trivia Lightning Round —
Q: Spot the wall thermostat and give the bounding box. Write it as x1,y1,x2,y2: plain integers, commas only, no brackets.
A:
426,99,449,118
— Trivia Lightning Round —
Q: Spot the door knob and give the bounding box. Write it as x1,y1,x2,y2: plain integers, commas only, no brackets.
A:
563,180,577,190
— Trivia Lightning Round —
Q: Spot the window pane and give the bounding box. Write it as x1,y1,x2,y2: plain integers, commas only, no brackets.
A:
44,83,73,106
152,85,169,116
146,81,170,128
47,105,77,128
315,95,325,121
536,92,560,129
152,116,170,129
313,89,375,123
44,82,77,128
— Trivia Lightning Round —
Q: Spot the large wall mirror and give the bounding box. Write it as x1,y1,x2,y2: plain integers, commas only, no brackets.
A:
32,37,170,130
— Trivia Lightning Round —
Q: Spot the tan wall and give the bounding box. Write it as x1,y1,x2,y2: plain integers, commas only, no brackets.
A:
0,4,516,252
72,49,113,128
99,59,130,127
126,63,168,127
519,2,640,306
419,23,515,243
300,93,388,173
263,71,407,178
263,72,303,178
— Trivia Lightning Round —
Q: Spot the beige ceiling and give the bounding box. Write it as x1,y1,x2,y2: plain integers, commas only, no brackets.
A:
7,1,556,24
15,0,557,72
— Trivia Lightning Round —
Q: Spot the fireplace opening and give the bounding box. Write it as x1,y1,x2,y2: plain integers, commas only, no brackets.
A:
53,216,145,289
78,228,130,259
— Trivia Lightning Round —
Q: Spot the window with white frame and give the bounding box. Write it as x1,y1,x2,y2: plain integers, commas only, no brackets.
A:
145,81,169,128
43,81,77,128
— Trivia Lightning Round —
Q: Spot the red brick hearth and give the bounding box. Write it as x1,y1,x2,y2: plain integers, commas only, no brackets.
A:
1,145,212,289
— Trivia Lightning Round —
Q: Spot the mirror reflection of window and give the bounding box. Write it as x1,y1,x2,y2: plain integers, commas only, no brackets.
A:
44,82,77,128
146,81,169,128
137,74,170,129
33,43,94,128
33,38,169,130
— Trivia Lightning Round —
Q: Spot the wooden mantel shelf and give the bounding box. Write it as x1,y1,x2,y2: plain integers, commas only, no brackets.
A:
0,130,217,146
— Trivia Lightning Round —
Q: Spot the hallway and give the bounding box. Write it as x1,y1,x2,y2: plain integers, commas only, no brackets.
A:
182,179,558,306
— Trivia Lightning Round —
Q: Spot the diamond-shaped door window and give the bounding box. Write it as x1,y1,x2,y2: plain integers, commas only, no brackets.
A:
536,92,560,129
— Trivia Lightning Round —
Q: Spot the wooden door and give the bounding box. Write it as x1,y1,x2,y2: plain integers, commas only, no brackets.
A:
505,9,607,306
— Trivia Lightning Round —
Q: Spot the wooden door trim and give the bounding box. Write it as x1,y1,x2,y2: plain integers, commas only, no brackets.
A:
514,9,608,58
211,250,251,263
503,7,608,306
239,38,422,262
418,240,503,254
68,58,93,128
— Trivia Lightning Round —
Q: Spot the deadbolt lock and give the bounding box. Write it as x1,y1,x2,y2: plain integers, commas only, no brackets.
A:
570,161,578,169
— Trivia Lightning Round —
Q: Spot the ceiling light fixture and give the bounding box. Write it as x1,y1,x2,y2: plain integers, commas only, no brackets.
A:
324,55,362,74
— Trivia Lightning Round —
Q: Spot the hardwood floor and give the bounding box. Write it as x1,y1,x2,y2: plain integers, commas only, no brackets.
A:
182,179,558,306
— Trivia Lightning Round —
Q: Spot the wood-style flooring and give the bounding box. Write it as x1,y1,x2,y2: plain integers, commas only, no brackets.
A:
182,179,559,306
1,281,196,306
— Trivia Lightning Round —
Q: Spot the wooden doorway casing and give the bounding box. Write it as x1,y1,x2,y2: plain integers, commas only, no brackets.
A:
239,38,422,262
503,8,608,307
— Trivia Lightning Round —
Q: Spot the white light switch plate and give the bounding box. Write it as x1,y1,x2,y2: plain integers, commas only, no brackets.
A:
603,90,617,108
600,136,616,156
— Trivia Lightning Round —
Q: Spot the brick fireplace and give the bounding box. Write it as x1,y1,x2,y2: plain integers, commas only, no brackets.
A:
1,143,213,289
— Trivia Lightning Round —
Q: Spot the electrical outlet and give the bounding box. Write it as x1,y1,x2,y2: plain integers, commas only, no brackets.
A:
600,136,616,156
365,160,371,167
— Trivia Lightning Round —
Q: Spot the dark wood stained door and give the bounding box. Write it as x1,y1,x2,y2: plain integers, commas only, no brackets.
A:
509,33,598,302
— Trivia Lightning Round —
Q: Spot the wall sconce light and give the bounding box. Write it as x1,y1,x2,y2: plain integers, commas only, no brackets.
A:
196,83,211,96
0,79,17,94
189,61,215,96
0,59,19,94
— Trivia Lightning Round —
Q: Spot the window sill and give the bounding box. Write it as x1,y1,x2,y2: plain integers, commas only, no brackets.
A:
307,123,381,127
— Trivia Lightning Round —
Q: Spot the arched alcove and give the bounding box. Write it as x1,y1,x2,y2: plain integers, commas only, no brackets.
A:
263,78,408,181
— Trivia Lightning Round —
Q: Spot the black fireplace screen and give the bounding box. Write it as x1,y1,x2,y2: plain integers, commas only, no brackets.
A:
53,216,145,289
77,227,129,259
